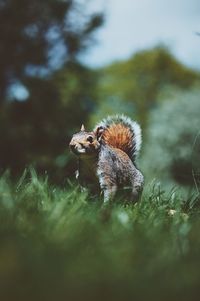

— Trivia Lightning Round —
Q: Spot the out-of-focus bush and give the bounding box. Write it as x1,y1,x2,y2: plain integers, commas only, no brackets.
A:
141,88,200,188
89,96,136,127
96,46,200,126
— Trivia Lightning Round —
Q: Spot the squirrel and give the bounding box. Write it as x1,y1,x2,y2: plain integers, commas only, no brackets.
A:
69,115,144,202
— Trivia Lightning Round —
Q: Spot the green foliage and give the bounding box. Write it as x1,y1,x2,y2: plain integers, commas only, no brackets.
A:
141,88,200,187
96,46,200,125
54,62,97,132
89,96,136,127
0,170,200,300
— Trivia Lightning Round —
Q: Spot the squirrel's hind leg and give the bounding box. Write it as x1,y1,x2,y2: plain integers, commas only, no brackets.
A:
103,185,117,202
131,170,144,202
97,168,117,202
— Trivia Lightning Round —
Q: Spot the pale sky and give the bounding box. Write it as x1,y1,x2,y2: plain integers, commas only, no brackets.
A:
82,0,200,69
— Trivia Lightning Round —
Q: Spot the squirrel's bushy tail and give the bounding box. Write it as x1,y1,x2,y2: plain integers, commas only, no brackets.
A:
94,114,142,162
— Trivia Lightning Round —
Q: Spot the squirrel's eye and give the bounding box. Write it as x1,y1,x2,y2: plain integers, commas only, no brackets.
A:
87,136,93,143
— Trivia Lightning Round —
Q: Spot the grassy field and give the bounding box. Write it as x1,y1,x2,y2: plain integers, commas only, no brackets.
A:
0,169,200,301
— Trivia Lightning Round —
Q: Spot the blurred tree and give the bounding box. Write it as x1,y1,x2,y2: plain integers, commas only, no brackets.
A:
0,0,103,102
141,88,200,187
0,62,98,182
96,46,200,126
0,0,103,181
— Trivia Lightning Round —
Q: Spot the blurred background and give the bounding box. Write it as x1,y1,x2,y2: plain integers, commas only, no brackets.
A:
0,0,200,192
1,2,200,300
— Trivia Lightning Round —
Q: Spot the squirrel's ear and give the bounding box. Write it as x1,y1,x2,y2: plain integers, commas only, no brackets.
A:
95,126,105,141
80,124,85,131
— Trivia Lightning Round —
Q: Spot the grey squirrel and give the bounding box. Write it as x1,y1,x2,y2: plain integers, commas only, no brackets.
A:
69,115,144,202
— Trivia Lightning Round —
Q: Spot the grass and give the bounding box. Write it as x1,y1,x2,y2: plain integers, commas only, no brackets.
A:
0,169,200,301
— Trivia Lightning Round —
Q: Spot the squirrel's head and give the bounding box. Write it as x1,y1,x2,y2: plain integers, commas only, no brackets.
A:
69,124,104,157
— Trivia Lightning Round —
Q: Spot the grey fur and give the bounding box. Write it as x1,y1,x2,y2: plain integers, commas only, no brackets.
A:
96,144,144,202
